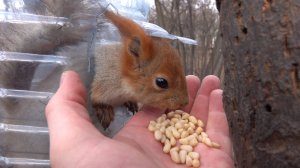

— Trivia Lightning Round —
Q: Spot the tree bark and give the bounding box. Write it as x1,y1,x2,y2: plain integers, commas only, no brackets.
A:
220,0,300,167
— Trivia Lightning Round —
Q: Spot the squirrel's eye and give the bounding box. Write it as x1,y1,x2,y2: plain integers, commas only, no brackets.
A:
155,77,168,89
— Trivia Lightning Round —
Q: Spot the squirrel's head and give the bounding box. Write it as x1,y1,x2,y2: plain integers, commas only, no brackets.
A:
106,11,189,110
122,37,189,110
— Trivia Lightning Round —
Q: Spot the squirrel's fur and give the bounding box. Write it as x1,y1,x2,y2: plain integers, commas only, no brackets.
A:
91,11,189,129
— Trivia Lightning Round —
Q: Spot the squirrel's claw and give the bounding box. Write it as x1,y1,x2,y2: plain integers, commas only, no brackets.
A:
124,101,138,114
93,103,115,129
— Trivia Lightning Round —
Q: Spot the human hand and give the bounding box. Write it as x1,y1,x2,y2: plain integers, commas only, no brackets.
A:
45,71,234,168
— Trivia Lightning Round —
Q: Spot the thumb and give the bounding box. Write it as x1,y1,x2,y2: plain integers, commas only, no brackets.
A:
45,71,103,154
46,71,89,122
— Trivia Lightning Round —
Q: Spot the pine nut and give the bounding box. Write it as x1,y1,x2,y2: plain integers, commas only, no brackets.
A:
184,123,190,129
189,116,198,124
197,135,203,142
203,137,213,147
155,123,161,129
186,155,193,166
171,127,181,139
195,127,203,134
179,149,187,164
161,120,170,127
165,127,173,139
187,127,194,134
182,119,189,124
148,124,156,132
170,151,180,163
197,120,204,127
182,113,190,120
175,109,184,114
174,114,181,119
170,148,180,164
181,131,189,139
156,116,164,123
154,130,162,141
189,137,198,147
177,128,184,134
192,159,200,168
180,145,193,152
186,133,197,141
212,142,221,148
189,122,196,129
167,111,175,118
170,146,179,152
188,152,200,160
160,134,166,143
201,132,208,138
159,127,166,133
171,117,179,123
163,140,171,153
170,136,176,146
179,138,189,145
175,122,183,129
150,120,156,125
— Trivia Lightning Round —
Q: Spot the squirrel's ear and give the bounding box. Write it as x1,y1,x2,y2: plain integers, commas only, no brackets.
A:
128,37,141,57
105,11,154,60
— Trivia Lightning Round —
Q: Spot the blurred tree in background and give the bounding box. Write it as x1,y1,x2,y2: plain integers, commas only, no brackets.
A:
149,0,223,81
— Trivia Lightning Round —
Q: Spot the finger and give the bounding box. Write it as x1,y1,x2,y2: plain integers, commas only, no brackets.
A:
190,75,220,124
45,71,103,149
182,75,201,112
46,71,90,122
206,89,232,156
58,71,87,106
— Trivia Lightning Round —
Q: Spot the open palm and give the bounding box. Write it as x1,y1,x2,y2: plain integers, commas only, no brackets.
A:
46,71,234,168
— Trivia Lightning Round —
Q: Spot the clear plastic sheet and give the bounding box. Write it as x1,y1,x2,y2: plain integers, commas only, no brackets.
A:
0,0,101,167
138,21,198,45
100,2,198,45
100,0,150,21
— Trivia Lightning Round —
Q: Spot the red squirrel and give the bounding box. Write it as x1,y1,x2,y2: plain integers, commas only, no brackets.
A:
91,10,189,129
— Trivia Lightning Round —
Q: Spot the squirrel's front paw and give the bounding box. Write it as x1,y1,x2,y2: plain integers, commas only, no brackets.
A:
124,101,138,114
93,103,115,129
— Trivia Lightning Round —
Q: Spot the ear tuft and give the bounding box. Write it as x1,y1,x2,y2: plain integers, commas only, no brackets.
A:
129,37,141,57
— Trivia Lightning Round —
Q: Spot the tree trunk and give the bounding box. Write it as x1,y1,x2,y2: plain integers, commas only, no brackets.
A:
220,0,300,168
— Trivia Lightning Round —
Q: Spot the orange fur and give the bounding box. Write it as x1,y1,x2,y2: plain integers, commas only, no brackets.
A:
104,10,154,61
91,10,189,129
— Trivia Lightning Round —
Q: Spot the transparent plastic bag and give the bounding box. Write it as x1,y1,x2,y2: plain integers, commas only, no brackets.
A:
100,0,150,21
99,1,198,45
138,21,198,45
0,0,101,167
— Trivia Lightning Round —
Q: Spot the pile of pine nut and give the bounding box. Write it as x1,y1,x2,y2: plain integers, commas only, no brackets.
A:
148,110,220,167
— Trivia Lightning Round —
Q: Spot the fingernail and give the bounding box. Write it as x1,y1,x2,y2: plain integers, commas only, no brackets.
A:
60,72,67,86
